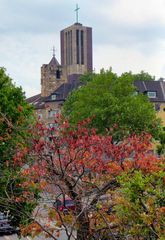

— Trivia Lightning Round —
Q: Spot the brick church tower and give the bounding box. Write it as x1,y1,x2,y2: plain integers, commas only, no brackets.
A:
61,22,93,83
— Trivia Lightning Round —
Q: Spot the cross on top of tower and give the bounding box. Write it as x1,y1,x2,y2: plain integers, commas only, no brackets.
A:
74,4,80,23
52,46,55,57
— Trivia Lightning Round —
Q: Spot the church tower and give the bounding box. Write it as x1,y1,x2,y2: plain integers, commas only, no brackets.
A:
41,6,93,97
60,6,92,83
28,6,93,123
41,50,66,97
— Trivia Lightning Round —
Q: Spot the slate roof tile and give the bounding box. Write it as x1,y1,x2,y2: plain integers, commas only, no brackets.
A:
134,80,165,102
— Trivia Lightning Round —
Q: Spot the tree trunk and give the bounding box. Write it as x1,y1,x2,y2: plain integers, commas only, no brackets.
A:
77,212,90,240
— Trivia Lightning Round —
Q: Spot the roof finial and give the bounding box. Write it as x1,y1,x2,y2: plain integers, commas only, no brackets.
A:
74,4,80,23
52,46,55,57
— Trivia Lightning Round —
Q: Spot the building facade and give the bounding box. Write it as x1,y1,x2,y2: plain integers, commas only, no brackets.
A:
134,79,165,125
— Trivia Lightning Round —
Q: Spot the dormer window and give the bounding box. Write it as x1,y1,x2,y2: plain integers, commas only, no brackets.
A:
147,91,157,98
51,94,56,100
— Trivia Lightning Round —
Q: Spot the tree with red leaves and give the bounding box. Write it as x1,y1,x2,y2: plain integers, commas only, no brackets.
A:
14,117,165,240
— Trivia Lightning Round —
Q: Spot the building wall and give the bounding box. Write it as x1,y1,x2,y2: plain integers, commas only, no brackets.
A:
35,101,63,124
156,103,165,125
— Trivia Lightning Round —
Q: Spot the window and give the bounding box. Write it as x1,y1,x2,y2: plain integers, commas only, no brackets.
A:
48,109,59,118
81,30,84,64
51,94,56,100
38,113,42,119
65,32,68,65
147,91,157,98
76,30,80,64
48,123,58,129
56,69,61,79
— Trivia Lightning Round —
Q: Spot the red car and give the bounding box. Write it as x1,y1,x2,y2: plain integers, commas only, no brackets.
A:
53,197,75,214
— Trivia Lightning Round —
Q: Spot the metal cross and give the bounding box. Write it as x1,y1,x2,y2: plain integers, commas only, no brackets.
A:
74,4,80,23
52,46,55,57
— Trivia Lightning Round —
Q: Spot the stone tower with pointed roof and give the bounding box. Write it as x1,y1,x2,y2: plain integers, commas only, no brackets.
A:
41,55,67,97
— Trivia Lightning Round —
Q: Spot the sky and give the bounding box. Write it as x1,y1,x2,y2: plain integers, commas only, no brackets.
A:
1,0,165,97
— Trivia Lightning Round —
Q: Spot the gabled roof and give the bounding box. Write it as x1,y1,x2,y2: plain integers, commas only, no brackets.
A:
45,80,80,102
26,94,45,109
26,78,81,108
26,93,41,104
134,80,165,102
27,79,165,111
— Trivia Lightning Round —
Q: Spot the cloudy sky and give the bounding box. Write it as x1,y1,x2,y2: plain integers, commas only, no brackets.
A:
1,0,165,97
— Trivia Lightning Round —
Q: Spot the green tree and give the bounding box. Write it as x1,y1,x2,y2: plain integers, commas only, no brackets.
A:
63,69,161,139
0,67,37,227
115,169,165,239
0,68,33,162
79,69,155,84
127,70,155,81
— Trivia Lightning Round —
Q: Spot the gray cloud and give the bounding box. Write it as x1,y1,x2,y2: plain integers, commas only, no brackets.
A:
0,0,74,34
93,22,165,50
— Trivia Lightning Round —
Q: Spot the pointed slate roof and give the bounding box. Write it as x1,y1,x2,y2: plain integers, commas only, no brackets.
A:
48,56,60,66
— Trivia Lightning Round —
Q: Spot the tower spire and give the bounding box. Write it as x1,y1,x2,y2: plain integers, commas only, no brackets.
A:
74,4,80,23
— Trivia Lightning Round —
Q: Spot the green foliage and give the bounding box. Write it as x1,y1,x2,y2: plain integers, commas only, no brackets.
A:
79,71,96,83
115,170,165,239
0,67,36,227
0,67,34,163
63,69,161,139
126,70,155,81
156,127,165,155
